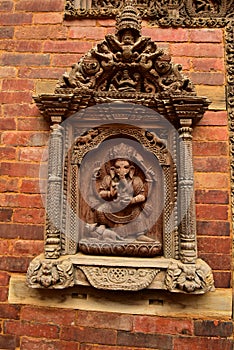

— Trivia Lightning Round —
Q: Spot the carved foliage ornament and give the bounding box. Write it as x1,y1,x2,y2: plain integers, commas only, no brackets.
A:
65,0,234,27
56,5,195,99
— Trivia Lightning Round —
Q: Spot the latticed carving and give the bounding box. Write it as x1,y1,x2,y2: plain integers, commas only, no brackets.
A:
79,266,160,290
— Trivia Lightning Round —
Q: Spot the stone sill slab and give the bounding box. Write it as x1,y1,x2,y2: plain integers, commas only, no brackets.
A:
9,275,232,318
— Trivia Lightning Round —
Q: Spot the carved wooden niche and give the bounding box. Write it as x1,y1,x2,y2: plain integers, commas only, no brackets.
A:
27,4,215,294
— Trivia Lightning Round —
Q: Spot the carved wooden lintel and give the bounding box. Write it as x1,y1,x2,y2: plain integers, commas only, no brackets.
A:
26,254,215,294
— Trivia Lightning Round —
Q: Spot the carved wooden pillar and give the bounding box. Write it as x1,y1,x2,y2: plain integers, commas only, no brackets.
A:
178,118,197,264
45,123,64,259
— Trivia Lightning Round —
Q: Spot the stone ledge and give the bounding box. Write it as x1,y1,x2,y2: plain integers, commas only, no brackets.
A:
9,275,232,318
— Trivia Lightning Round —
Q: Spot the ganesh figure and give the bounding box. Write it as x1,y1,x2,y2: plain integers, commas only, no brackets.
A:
79,143,162,257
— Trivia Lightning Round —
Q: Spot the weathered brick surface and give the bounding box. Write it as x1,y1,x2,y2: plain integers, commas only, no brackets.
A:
0,4,232,349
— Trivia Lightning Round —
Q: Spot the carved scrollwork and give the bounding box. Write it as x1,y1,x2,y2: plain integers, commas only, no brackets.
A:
26,258,75,289
79,265,160,290
165,259,215,293
65,0,234,28
56,4,196,98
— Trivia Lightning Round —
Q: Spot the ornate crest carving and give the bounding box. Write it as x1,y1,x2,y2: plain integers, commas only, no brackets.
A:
56,5,195,98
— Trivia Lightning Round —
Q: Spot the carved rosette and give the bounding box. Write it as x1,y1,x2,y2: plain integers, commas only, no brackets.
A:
79,266,160,291
26,257,75,289
165,259,215,294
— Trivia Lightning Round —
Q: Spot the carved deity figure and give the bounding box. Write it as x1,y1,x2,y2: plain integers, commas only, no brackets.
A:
89,151,155,242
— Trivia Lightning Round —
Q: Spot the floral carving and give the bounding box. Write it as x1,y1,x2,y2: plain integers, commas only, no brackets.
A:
165,259,215,293
80,266,160,290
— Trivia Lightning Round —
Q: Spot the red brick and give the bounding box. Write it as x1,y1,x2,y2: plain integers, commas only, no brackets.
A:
196,204,228,220
44,40,93,53
199,253,231,270
2,132,48,146
0,304,20,319
0,177,18,193
0,13,32,25
190,72,224,85
0,271,10,285
194,173,229,189
193,126,228,141
33,13,63,24
0,1,14,12
12,240,43,255
0,146,16,159
21,337,78,350
0,334,18,349
213,271,231,288
170,43,224,58
15,25,67,40
0,162,40,177
198,111,228,126
0,26,14,38
117,331,172,349
0,223,44,239
192,58,225,72
19,148,45,162
61,326,117,344
1,53,50,66
174,336,232,350
0,67,17,78
15,40,42,52
51,54,82,67
4,320,60,339
189,28,223,43
64,18,97,27
197,220,230,236
197,237,231,254
193,141,228,156
171,57,191,70
195,190,229,204
0,92,32,104
97,19,115,27
0,118,16,130
2,79,34,91
0,256,31,272
0,287,8,301
18,117,48,131
0,240,10,254
13,208,45,224
76,310,132,331
69,27,106,40
0,208,13,222
16,0,64,11
142,27,189,42
20,179,41,193
0,39,15,51
21,306,77,326
194,157,229,172
18,67,65,79
194,320,233,337
80,346,148,350
133,316,193,335
3,104,39,117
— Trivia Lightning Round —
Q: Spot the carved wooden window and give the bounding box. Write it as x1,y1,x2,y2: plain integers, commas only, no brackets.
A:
25,2,234,294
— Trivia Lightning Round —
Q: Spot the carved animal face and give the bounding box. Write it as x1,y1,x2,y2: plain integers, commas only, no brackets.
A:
114,159,131,179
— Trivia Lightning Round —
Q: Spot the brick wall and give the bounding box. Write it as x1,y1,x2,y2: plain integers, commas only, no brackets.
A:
0,0,233,349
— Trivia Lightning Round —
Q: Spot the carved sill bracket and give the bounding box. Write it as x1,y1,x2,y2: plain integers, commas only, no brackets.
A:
26,254,215,294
